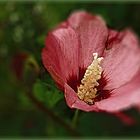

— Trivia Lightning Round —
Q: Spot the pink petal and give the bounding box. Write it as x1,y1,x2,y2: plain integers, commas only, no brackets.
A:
56,11,94,30
42,27,79,90
136,104,140,112
52,11,108,82
105,29,120,50
95,71,140,112
67,11,95,29
113,112,135,125
102,29,140,90
77,14,108,69
64,83,99,112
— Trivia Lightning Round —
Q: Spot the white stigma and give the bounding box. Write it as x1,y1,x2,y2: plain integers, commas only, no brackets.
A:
77,53,103,105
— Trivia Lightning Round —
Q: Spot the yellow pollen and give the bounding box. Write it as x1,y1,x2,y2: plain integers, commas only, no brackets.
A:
77,53,103,105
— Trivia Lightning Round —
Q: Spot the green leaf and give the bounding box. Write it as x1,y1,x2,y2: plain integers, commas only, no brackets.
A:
33,80,63,108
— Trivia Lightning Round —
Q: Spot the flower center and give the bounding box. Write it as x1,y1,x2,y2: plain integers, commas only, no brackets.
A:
77,53,103,105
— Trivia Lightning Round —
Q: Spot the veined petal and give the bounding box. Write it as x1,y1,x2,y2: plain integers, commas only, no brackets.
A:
42,27,79,90
67,11,95,29
64,83,99,112
95,71,140,112
102,29,140,90
56,11,108,79
77,15,108,70
56,11,94,30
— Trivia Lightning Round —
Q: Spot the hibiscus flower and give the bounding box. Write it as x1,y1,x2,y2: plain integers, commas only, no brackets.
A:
42,11,140,113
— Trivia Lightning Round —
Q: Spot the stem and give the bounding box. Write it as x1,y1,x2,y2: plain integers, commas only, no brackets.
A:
72,109,79,128
25,89,80,136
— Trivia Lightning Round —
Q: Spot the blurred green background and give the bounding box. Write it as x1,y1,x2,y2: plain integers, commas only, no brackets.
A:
0,1,140,138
